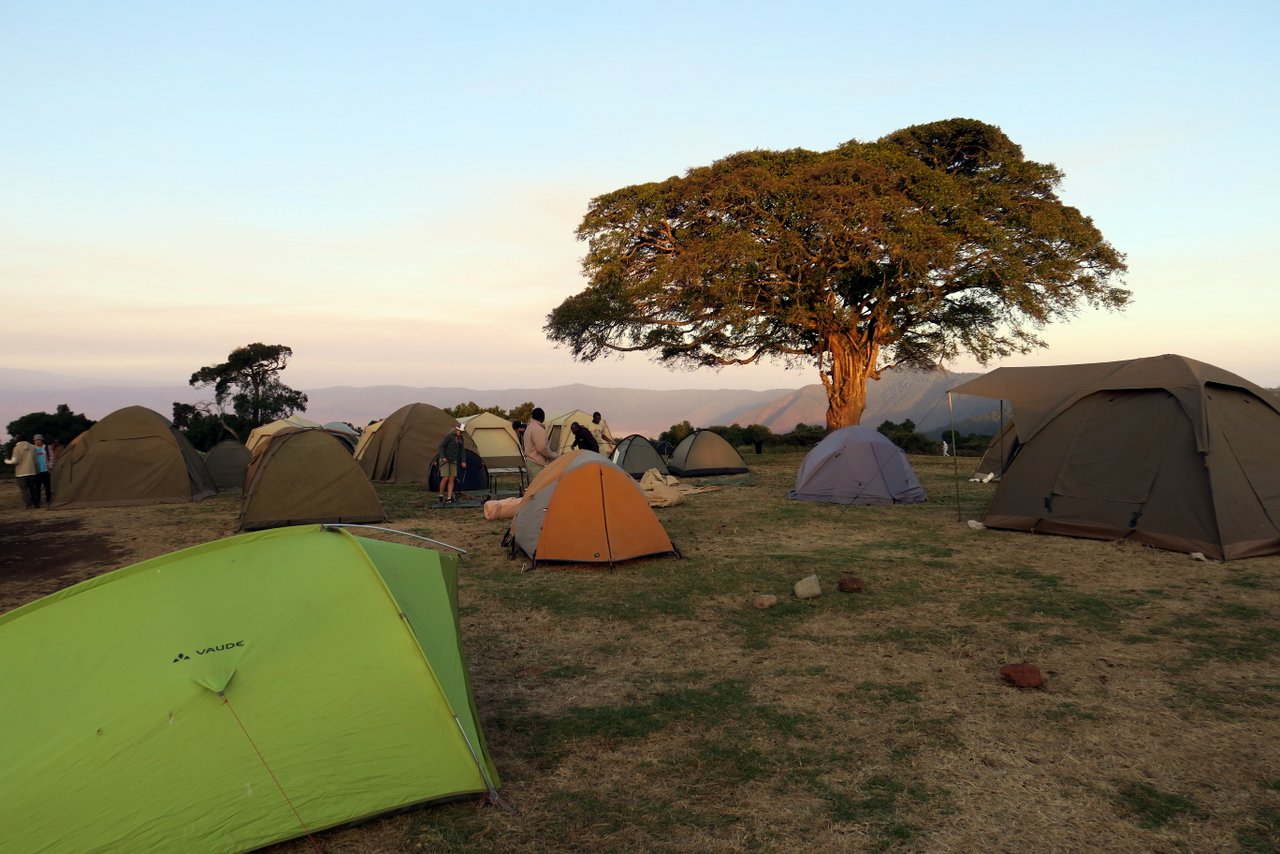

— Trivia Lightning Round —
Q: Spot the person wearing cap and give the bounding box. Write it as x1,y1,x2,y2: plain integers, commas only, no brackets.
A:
436,423,468,504
4,435,39,509
32,434,53,507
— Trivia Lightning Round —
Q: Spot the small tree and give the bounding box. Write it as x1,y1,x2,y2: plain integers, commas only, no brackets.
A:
4,404,95,455
659,420,695,446
742,424,773,454
187,343,307,433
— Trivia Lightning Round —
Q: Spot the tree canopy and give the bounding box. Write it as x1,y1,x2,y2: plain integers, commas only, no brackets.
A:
185,343,308,442
4,404,95,456
546,118,1129,427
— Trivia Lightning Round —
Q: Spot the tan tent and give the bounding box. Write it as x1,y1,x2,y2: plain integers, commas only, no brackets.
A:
245,415,323,454
51,406,216,508
459,412,524,468
355,404,473,483
546,409,614,455
950,354,1280,560
204,439,251,491
667,430,749,478
505,450,678,568
238,429,385,531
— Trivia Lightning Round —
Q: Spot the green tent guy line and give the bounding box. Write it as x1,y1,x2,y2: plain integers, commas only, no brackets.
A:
0,524,499,854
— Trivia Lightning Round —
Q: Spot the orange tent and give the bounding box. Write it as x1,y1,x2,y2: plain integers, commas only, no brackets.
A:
505,451,678,567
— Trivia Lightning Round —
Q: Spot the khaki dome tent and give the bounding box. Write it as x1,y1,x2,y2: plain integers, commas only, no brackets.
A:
0,525,499,853
355,403,474,483
949,354,1280,560
245,415,323,454
238,429,386,532
667,429,749,477
611,434,669,479
788,426,926,505
204,439,251,491
505,450,678,568
51,406,216,508
459,412,524,468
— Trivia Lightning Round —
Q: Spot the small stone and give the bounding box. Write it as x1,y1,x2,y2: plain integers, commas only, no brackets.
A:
838,576,865,593
753,594,778,609
999,662,1045,689
967,519,985,529
793,574,822,599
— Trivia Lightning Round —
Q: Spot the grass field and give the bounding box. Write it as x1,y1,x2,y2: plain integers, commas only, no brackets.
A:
4,451,1280,853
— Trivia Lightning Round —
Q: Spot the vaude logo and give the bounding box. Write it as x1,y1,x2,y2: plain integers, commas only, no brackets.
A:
171,641,244,663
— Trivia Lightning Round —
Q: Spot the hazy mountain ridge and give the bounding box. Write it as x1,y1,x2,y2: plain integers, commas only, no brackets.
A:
1,368,1001,440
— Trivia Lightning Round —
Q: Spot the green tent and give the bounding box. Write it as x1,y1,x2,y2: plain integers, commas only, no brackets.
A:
0,525,499,853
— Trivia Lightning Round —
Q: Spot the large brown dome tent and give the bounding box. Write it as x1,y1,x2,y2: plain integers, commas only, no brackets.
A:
504,451,679,568
949,354,1280,560
667,429,749,477
355,403,473,483
50,406,216,508
238,428,385,531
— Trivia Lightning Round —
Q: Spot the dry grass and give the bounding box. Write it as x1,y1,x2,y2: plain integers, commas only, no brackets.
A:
4,452,1280,853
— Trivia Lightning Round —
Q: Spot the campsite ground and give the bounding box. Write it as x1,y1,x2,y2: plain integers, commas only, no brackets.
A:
3,453,1280,853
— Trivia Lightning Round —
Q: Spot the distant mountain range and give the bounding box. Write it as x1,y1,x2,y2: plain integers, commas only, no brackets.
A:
0,367,1002,440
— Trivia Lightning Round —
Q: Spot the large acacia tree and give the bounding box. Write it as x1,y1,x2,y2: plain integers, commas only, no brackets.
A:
546,119,1129,428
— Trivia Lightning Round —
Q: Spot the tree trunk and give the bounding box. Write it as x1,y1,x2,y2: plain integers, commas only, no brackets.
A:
820,332,877,430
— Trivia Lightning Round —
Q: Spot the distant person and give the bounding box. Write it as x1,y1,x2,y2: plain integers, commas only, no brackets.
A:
32,434,53,507
522,407,558,476
511,420,526,447
941,439,950,457
436,423,468,504
570,422,599,453
5,435,38,509
590,411,614,454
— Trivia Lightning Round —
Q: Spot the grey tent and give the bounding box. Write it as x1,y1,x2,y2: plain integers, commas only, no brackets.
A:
667,430,748,477
949,353,1280,560
788,426,926,505
611,434,669,479
204,439,251,491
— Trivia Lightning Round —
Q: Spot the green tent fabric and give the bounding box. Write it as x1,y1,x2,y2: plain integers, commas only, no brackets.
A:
0,525,499,853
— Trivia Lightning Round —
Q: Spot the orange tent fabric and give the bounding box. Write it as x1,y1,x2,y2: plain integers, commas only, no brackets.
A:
506,451,677,567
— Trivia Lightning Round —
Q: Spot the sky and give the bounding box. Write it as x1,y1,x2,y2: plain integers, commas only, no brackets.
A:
1,1,1277,392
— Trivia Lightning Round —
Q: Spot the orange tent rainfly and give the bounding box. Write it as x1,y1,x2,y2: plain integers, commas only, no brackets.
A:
503,451,679,568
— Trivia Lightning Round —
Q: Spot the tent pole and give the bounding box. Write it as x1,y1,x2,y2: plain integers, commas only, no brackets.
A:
321,523,467,554
948,392,962,521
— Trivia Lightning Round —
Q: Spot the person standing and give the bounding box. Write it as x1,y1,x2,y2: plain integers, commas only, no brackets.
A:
590,411,615,454
32,434,53,507
436,424,468,504
522,407,558,476
5,436,38,509
570,422,600,453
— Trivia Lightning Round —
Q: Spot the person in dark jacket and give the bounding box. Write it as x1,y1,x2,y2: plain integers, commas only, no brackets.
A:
436,424,468,503
569,422,600,453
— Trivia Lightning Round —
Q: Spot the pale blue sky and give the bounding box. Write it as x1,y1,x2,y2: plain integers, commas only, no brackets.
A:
2,1,1276,390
